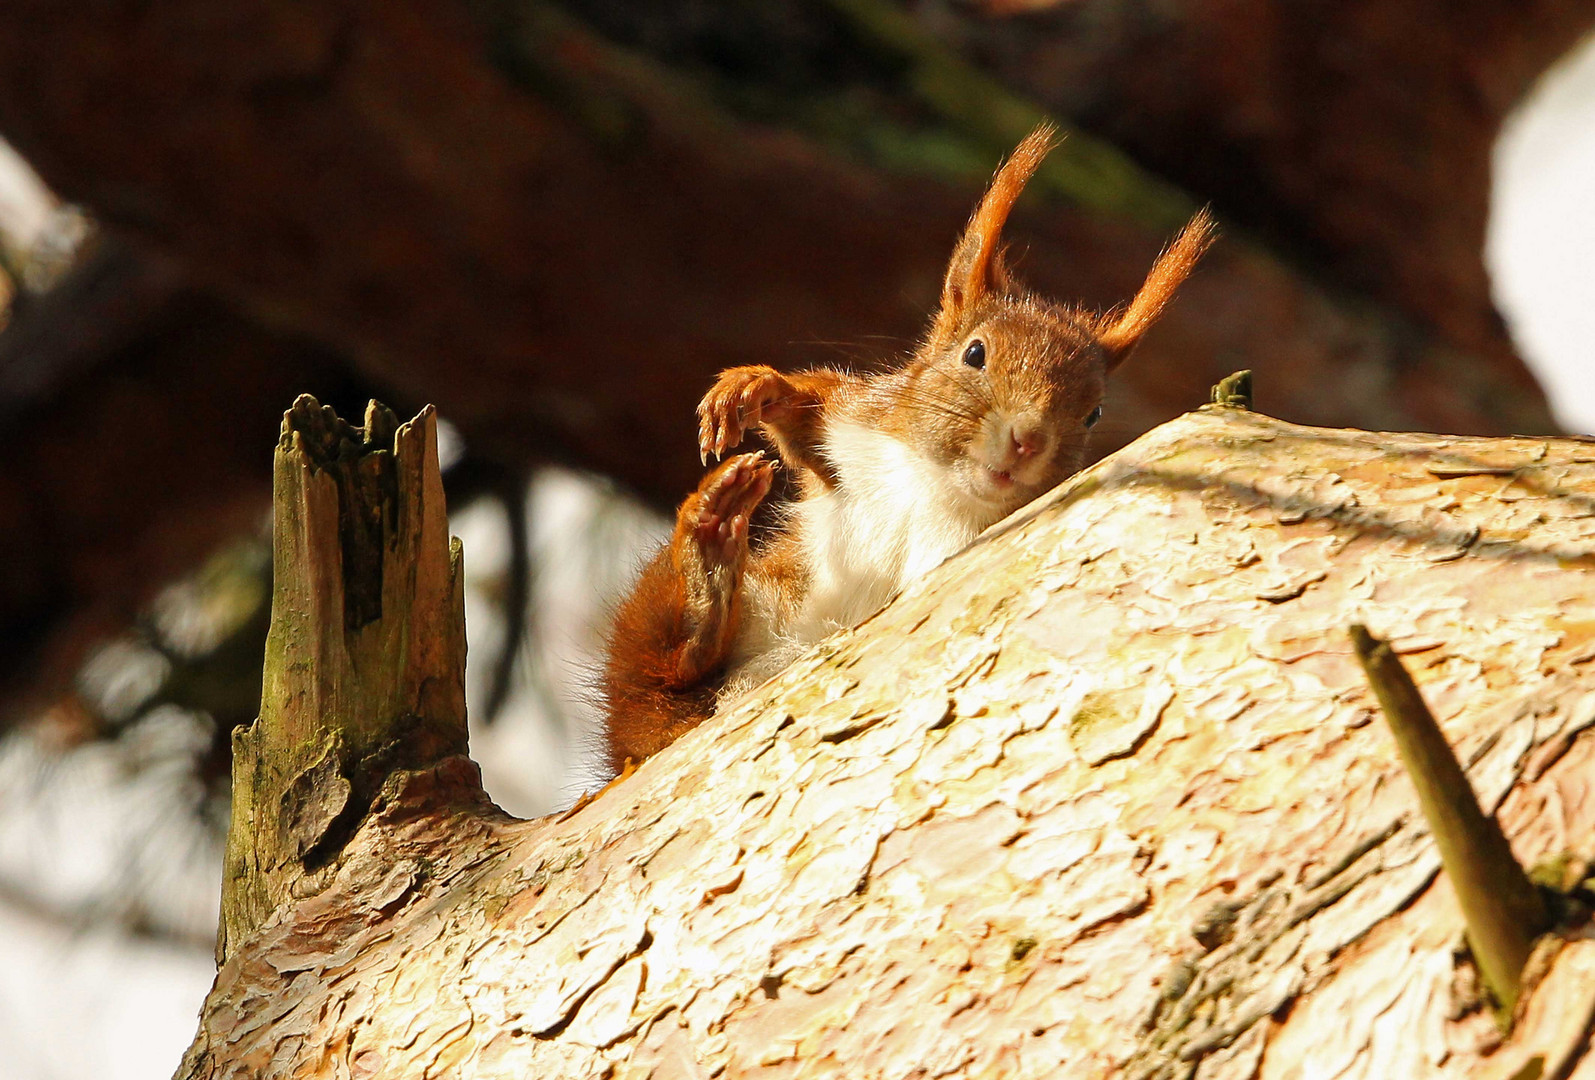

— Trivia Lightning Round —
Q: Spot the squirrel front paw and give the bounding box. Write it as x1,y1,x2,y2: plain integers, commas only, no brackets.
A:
686,451,776,569
697,367,792,464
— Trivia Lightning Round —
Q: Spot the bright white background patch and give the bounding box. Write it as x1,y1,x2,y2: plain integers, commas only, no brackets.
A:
1490,31,1595,434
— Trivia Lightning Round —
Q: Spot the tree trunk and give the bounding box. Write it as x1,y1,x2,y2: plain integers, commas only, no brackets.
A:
181,394,1595,1078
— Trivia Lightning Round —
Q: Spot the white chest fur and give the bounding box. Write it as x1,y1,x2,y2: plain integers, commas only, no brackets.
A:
725,421,988,694
798,420,986,631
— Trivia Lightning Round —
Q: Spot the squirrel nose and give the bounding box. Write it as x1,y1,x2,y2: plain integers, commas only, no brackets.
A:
1011,426,1047,461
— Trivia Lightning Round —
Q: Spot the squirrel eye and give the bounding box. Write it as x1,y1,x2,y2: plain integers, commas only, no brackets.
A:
1084,405,1103,429
962,339,986,369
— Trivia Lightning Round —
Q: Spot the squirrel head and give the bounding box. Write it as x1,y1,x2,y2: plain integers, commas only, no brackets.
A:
891,123,1216,515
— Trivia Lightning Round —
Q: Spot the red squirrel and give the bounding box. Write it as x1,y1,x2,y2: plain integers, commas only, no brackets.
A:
600,124,1215,774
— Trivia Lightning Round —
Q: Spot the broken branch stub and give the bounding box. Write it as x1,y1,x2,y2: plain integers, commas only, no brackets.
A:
1350,624,1548,1015
219,395,467,962
1207,368,1253,410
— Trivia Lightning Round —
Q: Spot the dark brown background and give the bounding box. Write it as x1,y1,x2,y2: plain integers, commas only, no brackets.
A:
0,0,1590,727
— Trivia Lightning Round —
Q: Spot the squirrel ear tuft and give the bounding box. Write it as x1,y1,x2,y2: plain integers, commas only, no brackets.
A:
1097,208,1218,372
932,123,1060,343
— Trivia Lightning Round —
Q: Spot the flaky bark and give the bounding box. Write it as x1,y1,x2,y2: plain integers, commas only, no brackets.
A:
183,402,1595,1079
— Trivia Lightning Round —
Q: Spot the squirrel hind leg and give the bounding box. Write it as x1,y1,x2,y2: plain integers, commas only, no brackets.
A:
674,452,774,679
600,452,774,772
599,679,720,777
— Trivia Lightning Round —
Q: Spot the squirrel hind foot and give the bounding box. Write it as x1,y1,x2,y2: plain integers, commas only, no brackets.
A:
689,452,776,566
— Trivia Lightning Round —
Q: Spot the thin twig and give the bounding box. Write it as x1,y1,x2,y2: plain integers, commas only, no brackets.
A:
1349,625,1547,1015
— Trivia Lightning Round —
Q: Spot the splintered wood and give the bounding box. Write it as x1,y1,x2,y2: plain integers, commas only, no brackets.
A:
181,409,1595,1080
219,397,467,964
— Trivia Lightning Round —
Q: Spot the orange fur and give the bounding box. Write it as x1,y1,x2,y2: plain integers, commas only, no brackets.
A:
599,125,1215,775
601,453,773,773
1098,208,1217,370
931,123,1061,346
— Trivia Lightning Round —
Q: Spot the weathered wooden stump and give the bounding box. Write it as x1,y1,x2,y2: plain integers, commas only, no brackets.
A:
219,395,472,963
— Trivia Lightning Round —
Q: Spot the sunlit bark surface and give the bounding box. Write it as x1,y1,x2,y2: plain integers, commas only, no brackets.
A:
182,408,1595,1079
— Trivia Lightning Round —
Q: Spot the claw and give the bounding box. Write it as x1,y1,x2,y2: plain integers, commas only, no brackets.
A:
698,414,717,464
695,368,789,465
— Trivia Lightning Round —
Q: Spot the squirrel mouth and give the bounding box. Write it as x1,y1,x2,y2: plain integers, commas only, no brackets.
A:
983,466,1017,490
